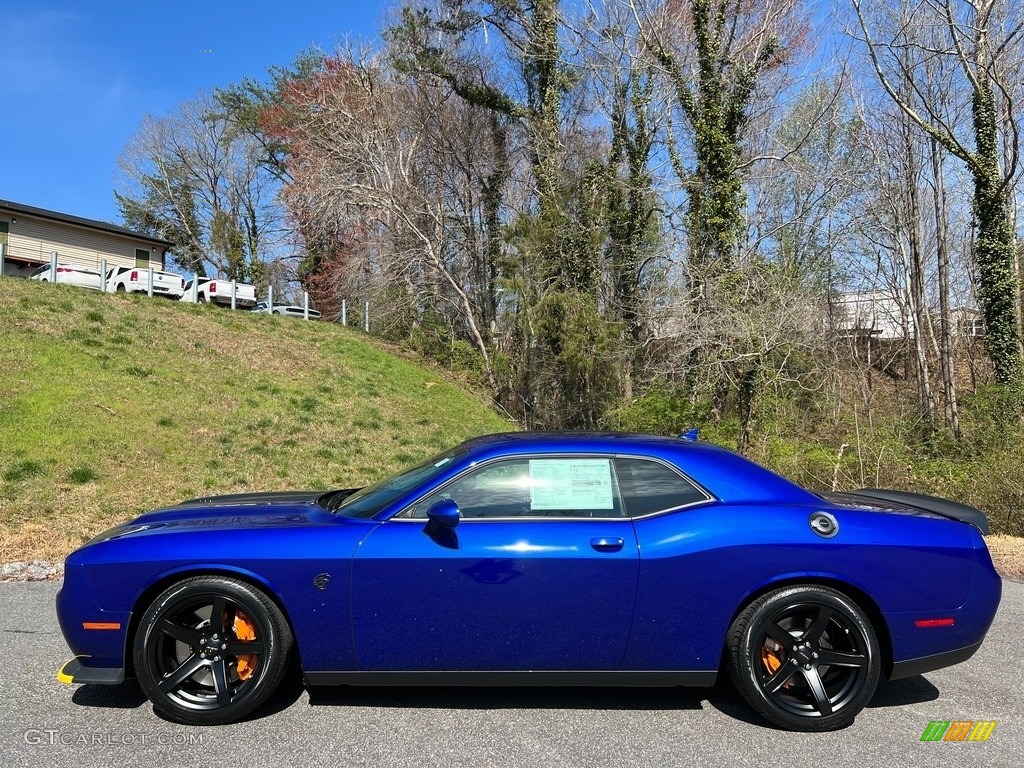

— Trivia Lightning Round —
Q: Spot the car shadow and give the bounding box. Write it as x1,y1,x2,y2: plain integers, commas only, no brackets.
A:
867,675,940,708
306,684,708,712
699,675,942,730
254,673,939,724
144,672,308,724
70,669,308,723
71,680,148,709
70,671,941,726
700,679,768,726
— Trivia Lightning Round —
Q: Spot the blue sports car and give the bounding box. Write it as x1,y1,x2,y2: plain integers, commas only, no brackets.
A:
56,432,1002,731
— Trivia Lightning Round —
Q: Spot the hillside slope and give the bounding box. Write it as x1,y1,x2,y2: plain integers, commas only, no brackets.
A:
0,277,512,561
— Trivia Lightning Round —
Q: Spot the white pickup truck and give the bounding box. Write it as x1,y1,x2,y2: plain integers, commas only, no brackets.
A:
253,300,321,320
106,265,185,299
181,277,257,309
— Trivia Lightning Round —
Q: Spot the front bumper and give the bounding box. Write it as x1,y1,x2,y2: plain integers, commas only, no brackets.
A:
56,562,130,672
57,657,125,685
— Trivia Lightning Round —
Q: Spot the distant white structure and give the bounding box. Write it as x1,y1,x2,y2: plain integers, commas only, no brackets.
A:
947,306,985,339
832,291,905,340
832,293,985,341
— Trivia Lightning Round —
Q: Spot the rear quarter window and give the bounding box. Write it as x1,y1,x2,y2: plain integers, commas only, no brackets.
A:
615,458,709,517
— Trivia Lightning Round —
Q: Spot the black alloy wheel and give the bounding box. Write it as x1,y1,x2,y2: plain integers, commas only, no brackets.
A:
133,576,292,725
726,585,880,731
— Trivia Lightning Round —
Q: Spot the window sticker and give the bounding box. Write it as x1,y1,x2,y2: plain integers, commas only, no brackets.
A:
529,459,614,510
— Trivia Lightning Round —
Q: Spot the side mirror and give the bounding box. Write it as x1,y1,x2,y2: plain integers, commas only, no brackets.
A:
426,498,460,529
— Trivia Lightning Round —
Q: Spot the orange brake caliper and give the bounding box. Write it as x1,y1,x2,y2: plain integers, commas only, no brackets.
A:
233,612,257,681
761,638,783,676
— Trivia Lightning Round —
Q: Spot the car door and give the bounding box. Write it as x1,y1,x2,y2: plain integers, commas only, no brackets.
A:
351,456,639,671
616,457,729,671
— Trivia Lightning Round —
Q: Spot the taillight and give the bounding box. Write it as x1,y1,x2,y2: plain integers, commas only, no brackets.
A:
181,279,186,290
57,266,73,273
130,270,138,281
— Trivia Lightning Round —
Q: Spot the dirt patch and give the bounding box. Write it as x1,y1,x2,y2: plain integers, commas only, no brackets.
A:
987,534,1024,580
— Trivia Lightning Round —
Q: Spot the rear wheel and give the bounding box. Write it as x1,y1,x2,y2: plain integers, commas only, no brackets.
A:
133,576,292,725
726,585,880,731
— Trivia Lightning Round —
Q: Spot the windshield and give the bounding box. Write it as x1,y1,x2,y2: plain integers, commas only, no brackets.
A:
329,447,466,518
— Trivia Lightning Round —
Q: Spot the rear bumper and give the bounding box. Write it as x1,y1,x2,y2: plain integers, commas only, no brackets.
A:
128,284,183,298
211,296,256,308
885,536,1000,679
888,639,983,680
57,657,125,686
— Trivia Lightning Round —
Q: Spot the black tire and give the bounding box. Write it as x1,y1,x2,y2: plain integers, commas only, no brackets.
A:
133,576,293,725
726,585,880,731
116,284,127,293
199,294,209,304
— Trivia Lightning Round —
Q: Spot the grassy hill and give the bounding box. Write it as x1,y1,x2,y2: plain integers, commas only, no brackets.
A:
0,277,513,562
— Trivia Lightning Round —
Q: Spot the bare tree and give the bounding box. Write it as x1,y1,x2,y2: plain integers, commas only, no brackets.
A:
116,92,287,284
852,0,1024,388
272,52,502,388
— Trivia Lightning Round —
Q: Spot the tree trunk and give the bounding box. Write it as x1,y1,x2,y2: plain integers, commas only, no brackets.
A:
971,77,1023,385
930,137,961,436
901,115,937,431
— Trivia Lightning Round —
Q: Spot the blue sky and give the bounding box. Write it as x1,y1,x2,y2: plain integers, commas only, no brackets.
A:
1,1,385,224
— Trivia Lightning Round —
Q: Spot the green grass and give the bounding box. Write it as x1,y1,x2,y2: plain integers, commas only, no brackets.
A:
67,466,100,484
0,277,513,560
3,459,46,483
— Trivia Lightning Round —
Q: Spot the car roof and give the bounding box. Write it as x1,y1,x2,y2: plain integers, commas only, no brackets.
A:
460,431,708,453
455,432,820,506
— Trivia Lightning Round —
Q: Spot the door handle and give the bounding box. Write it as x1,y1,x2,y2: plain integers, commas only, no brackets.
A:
590,537,625,552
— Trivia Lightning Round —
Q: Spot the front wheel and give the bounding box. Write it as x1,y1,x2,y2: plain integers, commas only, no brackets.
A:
133,576,293,725
726,585,880,731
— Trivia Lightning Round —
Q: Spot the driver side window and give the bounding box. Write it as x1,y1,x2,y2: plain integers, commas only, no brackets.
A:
402,457,624,519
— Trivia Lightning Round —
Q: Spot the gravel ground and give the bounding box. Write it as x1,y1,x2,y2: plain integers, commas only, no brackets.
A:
1,560,64,582
3,580,1020,768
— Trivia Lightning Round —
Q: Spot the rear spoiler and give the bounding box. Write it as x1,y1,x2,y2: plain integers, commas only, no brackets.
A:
848,488,990,535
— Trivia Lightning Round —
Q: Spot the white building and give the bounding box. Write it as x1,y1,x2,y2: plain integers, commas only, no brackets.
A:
1,199,172,279
832,291,906,340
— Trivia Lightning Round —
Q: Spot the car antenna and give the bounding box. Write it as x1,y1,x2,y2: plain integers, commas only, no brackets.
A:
678,428,699,442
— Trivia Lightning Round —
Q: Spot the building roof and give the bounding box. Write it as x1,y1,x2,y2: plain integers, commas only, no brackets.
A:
0,199,174,248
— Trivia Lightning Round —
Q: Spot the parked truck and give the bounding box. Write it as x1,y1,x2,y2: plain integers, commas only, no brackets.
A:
106,265,185,299
181,277,257,309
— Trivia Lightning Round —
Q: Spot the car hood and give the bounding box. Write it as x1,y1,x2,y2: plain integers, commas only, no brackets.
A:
175,490,328,507
85,489,361,544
